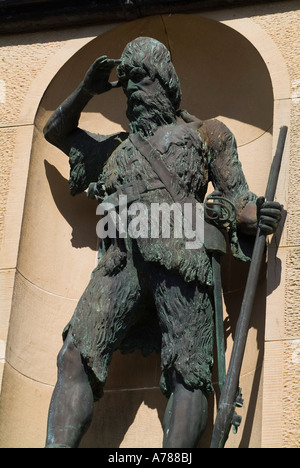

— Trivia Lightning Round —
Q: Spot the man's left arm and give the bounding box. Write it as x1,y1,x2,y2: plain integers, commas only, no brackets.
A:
199,119,282,237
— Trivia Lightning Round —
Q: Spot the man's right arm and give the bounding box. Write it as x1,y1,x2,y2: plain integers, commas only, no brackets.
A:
43,56,122,155
43,84,94,154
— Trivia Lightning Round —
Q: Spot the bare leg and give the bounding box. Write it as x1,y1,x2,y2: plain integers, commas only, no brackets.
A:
45,331,94,448
163,372,208,448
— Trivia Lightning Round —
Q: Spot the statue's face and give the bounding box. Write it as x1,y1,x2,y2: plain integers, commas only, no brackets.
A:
117,38,182,113
118,65,161,103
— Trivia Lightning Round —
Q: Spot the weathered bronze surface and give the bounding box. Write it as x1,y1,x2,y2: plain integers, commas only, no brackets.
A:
43,37,282,448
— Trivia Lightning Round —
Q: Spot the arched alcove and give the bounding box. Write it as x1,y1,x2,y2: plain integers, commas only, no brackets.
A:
1,14,285,448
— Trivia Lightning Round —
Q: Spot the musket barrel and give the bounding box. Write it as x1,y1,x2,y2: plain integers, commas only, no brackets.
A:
265,126,288,201
210,126,288,448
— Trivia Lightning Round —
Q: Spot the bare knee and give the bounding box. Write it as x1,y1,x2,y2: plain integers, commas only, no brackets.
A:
57,332,85,381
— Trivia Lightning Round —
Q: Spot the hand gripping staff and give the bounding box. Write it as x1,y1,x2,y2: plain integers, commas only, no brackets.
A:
210,126,288,448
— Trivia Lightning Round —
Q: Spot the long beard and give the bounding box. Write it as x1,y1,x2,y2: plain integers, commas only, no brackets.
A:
127,90,177,137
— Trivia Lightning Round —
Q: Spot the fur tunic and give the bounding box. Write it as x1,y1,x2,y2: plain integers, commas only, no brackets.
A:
66,118,257,398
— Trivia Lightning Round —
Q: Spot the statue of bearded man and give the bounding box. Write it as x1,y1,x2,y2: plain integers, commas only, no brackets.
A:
43,37,281,448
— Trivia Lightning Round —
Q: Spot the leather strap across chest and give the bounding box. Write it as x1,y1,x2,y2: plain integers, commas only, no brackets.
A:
129,133,193,205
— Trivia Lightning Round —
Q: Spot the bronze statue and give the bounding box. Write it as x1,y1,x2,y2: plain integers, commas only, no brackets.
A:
43,37,282,448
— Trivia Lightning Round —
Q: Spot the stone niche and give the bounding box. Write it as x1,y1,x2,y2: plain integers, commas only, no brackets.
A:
0,13,278,448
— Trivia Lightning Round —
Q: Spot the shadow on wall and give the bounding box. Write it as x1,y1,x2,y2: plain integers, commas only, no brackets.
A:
44,160,98,250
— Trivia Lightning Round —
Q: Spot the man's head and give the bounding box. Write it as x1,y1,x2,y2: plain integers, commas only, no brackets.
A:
117,37,182,135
